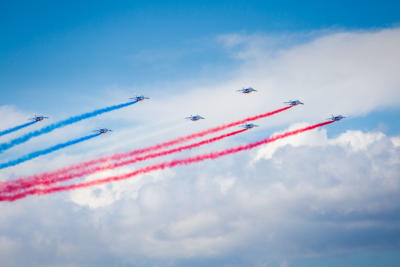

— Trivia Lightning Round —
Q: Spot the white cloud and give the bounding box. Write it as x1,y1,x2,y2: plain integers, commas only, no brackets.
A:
254,122,330,160
331,130,385,151
63,130,400,265
0,236,20,266
0,106,34,144
215,28,400,119
215,175,236,194
391,136,400,147
255,125,387,161
0,106,31,130
167,212,220,239
68,167,175,209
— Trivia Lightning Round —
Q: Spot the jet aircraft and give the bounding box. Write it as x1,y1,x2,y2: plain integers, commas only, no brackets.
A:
328,115,346,121
240,123,259,129
185,115,205,121
284,100,304,106
130,95,150,102
94,128,112,134
237,88,257,94
30,115,49,122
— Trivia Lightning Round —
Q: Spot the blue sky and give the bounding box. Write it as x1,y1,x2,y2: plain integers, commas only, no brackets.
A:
1,1,400,267
1,1,399,101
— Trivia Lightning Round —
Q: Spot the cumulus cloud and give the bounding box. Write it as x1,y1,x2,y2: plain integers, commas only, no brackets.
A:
1,127,399,266
255,123,386,160
391,137,400,147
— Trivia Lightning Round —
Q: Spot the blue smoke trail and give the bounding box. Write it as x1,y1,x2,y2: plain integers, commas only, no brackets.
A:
0,133,101,170
0,100,137,153
0,121,38,137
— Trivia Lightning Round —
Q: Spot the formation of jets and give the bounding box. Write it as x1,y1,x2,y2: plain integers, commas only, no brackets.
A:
93,89,343,133
182,89,345,126
26,89,345,135
30,115,49,122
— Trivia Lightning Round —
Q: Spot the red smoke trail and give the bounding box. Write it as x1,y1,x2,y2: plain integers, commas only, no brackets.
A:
1,128,247,194
0,121,333,202
1,105,292,191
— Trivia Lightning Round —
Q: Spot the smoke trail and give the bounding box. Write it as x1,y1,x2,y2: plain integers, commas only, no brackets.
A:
103,105,294,161
1,129,247,193
0,133,101,170
0,101,137,153
0,121,333,202
6,105,293,185
0,121,37,137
